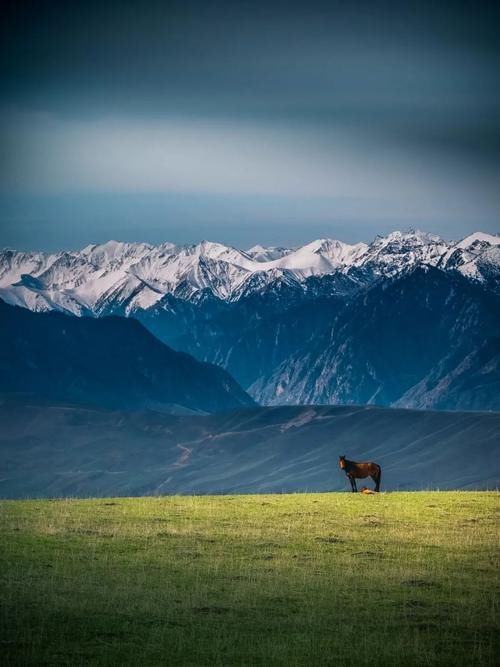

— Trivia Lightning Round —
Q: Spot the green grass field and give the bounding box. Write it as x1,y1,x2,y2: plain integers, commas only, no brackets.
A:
1,492,499,666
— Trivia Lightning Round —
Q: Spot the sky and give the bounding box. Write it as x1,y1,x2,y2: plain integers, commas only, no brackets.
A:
1,0,499,251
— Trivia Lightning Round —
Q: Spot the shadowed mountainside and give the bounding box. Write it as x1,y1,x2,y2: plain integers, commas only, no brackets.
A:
253,267,500,409
1,398,498,498
0,300,254,414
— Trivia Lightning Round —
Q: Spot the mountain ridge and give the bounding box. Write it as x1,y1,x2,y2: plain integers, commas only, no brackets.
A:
1,230,499,315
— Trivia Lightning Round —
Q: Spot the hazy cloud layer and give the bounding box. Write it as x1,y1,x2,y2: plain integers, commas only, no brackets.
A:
1,1,499,248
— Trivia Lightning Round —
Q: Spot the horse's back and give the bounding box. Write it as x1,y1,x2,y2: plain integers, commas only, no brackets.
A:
353,461,381,477
360,461,379,470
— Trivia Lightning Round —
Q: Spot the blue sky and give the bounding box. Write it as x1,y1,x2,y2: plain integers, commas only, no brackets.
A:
1,1,499,250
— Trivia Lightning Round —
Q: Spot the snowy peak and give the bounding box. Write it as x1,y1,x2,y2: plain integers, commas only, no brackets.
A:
364,229,449,276
370,229,447,253
438,231,500,282
377,229,444,244
246,238,369,277
246,245,293,262
0,249,59,288
81,240,152,267
311,238,369,267
455,232,500,250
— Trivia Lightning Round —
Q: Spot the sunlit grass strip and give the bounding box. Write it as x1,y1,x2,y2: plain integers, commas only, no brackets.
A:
1,492,499,666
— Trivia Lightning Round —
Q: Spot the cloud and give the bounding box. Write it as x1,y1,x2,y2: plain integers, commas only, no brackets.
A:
1,109,499,221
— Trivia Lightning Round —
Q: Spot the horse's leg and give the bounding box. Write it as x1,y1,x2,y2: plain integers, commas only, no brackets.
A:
350,476,357,493
371,469,381,492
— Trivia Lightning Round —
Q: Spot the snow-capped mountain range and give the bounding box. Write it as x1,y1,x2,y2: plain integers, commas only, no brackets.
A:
2,229,500,413
1,230,499,315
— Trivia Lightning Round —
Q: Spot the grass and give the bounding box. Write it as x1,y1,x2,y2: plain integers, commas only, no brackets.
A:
0,492,499,666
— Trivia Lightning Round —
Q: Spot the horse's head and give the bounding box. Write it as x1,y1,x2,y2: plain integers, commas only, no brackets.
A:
338,455,346,470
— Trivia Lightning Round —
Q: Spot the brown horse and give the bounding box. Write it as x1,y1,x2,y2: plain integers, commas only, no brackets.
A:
339,456,381,493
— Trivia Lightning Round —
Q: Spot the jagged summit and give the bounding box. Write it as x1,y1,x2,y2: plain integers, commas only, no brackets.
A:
377,229,444,243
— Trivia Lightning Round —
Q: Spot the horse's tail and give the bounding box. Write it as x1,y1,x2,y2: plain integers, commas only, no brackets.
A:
375,465,382,492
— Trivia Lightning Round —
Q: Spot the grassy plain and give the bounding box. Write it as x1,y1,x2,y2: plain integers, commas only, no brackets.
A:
0,492,499,666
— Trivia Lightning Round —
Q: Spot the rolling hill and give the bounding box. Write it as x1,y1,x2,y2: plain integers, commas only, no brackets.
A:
1,398,498,498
